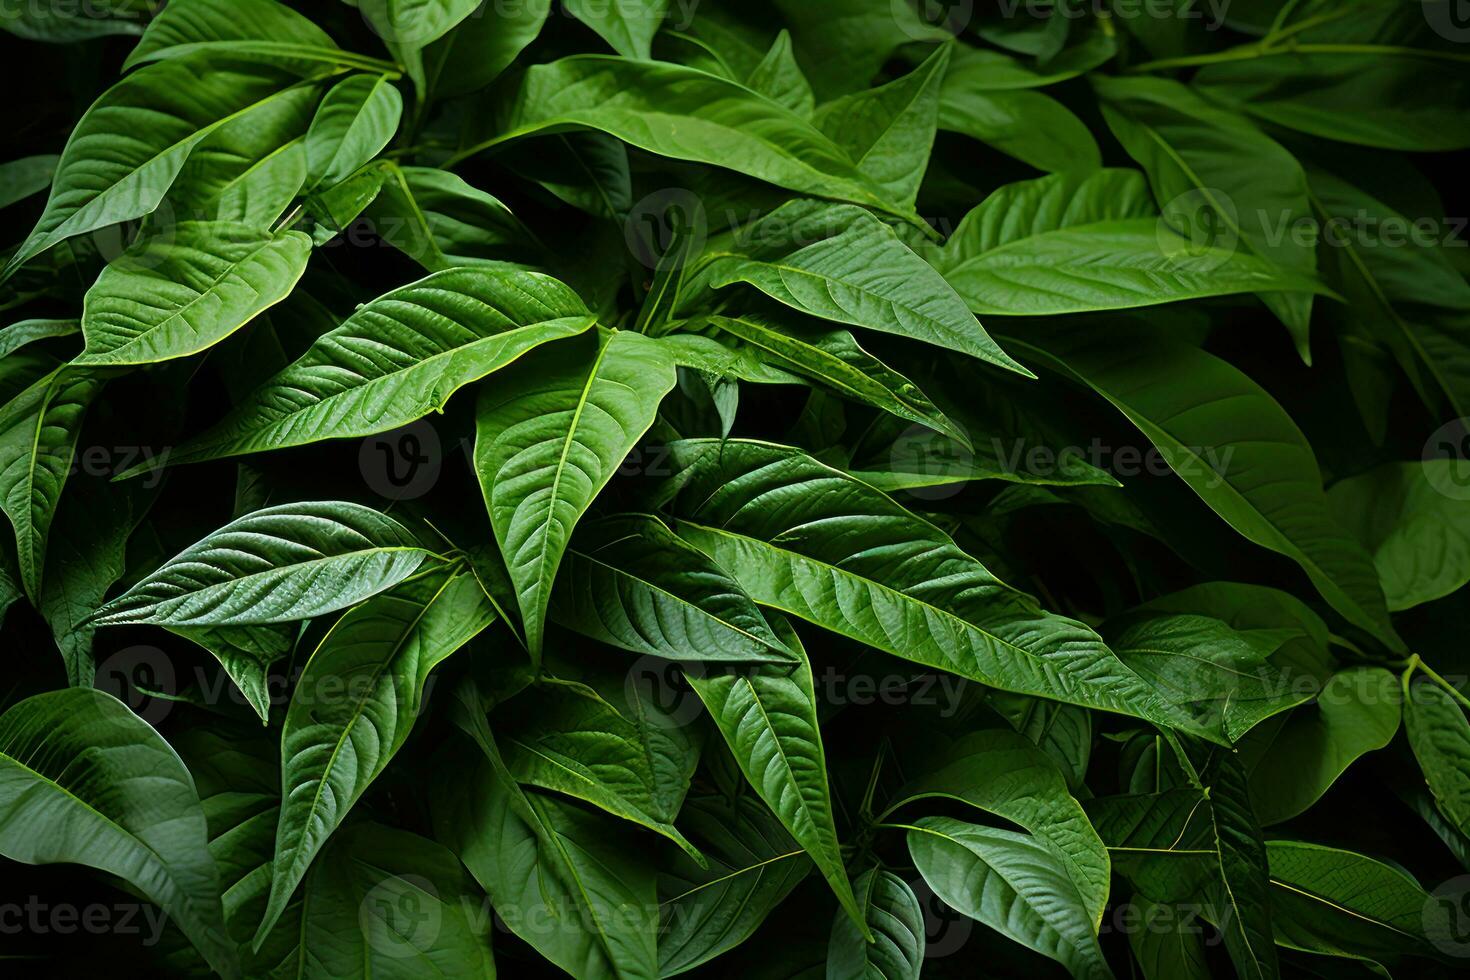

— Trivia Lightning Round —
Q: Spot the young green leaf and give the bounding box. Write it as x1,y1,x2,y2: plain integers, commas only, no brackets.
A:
304,73,403,191
826,869,925,980
75,221,311,367
474,329,677,663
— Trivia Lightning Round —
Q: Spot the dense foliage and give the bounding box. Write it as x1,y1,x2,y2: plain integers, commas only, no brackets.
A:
2,0,1470,977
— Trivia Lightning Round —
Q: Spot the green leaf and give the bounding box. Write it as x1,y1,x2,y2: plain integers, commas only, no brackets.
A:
0,367,103,600
565,0,668,60
0,154,59,211
662,439,1215,738
1266,840,1434,964
304,73,403,190
90,500,431,627
0,318,81,359
1236,666,1401,826
474,329,677,662
0,0,144,42
1011,324,1402,652
1403,677,1470,842
707,314,967,445
437,694,659,980
883,728,1111,929
1329,461,1470,612
934,170,1331,316
826,868,925,980
169,623,295,723
253,564,494,946
549,513,796,663
1109,614,1311,743
459,56,903,219
362,164,539,271
1128,893,1210,980
422,0,551,99
745,30,814,115
123,0,379,73
151,267,594,470
657,793,811,976
703,201,1028,373
687,613,867,936
497,657,702,859
75,221,311,367
0,688,235,977
907,817,1112,980
1201,753,1280,980
4,59,317,276
812,45,948,210
1095,75,1319,360
940,87,1101,175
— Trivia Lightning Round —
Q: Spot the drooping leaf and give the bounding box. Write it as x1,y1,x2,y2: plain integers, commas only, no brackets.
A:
1403,676,1470,843
0,318,80,359
474,329,677,662
90,500,431,627
362,164,539,271
123,0,372,73
0,154,59,211
565,0,668,60
303,73,403,191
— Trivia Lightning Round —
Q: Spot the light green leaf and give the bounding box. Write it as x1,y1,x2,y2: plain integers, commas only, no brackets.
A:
90,500,430,627
0,0,144,42
813,45,948,209
940,87,1100,174
474,329,677,662
362,164,538,272
4,59,317,276
935,169,1331,316
703,201,1028,373
907,817,1112,980
253,565,493,947
149,267,594,471
0,688,235,977
549,513,796,663
304,73,403,190
1011,325,1402,652
662,439,1216,738
745,30,814,115
883,728,1111,929
123,0,380,73
565,0,668,59
75,221,311,367
1236,666,1401,826
1329,461,1470,612
687,614,867,936
422,0,551,98
457,56,903,219
826,868,924,980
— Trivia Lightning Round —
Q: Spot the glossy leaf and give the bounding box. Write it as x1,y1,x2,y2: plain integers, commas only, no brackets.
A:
826,869,924,980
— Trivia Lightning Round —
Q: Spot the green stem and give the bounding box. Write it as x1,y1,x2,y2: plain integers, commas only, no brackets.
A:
1404,654,1470,712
